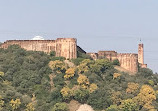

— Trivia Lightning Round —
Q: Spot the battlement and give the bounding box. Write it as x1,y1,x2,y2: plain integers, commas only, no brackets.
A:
139,44,143,47
56,38,77,42
117,53,138,56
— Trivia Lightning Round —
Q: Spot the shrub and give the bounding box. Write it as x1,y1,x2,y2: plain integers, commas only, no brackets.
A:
49,60,67,74
112,59,120,66
106,105,118,111
87,88,112,110
53,74,65,88
48,89,62,104
50,57,66,61
119,99,139,111
52,102,68,111
77,51,92,59
50,51,56,57
60,87,72,100
74,89,89,103
138,68,153,78
71,58,85,66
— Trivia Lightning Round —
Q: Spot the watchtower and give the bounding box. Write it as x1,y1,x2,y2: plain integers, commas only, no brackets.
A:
138,44,144,65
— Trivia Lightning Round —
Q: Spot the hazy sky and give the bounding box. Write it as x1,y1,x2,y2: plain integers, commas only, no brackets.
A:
0,0,158,72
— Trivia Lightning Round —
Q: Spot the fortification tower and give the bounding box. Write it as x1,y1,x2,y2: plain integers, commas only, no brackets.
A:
56,38,77,59
138,43,147,68
138,43,144,64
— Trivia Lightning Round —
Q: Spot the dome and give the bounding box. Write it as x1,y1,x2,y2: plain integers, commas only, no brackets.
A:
32,36,45,40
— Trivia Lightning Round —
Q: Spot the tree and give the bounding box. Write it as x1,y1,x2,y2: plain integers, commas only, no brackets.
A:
89,83,98,93
138,68,153,78
50,51,56,57
71,58,84,66
60,87,72,100
64,68,75,79
112,59,120,66
25,103,35,111
134,85,156,110
87,88,112,110
113,73,121,79
106,105,118,111
73,89,89,103
0,71,4,81
111,91,122,105
77,59,93,74
10,98,21,111
148,80,154,86
119,99,139,111
52,102,68,111
51,57,66,61
126,82,139,95
0,95,4,111
0,71,4,76
77,51,92,59
77,74,89,88
90,59,113,76
49,60,67,73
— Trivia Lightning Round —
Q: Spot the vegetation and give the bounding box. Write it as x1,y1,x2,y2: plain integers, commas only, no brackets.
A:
112,59,120,66
0,45,158,111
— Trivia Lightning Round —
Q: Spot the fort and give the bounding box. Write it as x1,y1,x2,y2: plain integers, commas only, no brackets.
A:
0,38,77,59
0,37,147,74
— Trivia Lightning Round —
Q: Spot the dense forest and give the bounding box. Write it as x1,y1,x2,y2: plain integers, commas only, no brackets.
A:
0,45,158,111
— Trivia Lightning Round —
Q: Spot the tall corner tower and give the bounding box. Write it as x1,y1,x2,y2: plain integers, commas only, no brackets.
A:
138,43,144,65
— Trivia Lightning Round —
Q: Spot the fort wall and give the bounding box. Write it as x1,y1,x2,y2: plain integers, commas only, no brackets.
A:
87,43,147,73
0,38,147,73
0,38,77,59
88,51,138,73
0,40,56,53
98,51,117,61
117,53,138,73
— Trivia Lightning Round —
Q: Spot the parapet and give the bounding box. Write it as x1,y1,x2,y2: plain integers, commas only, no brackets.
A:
117,53,138,57
56,38,77,42
98,51,117,56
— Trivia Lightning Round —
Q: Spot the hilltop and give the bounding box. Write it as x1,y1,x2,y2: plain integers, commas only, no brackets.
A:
0,45,158,111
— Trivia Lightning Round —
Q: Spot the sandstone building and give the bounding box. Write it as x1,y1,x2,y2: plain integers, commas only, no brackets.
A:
0,37,147,73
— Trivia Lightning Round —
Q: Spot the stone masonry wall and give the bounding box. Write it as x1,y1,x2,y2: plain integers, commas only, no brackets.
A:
117,53,138,73
0,38,77,59
88,51,138,73
98,51,117,61
56,38,77,59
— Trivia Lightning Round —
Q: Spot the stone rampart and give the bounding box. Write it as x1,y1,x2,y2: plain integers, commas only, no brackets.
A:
117,53,138,73
0,38,77,59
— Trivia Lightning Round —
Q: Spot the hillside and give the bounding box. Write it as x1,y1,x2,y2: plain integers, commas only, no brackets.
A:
0,45,158,111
